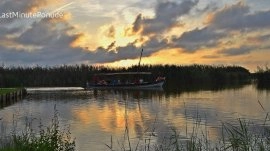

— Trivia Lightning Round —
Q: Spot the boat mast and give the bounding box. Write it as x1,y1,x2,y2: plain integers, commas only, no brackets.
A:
138,48,143,69
135,48,143,82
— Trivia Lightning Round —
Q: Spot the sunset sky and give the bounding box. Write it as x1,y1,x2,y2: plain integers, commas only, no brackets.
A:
0,0,270,71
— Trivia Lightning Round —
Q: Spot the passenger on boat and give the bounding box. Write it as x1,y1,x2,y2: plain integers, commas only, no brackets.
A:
156,76,165,82
93,75,100,84
98,80,107,85
117,79,121,85
134,79,139,84
86,81,89,87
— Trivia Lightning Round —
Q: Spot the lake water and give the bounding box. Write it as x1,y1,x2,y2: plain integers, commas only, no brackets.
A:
0,84,270,150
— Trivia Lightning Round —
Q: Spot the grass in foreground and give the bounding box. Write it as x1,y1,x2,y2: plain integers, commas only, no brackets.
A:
0,107,75,151
107,101,270,151
107,118,270,151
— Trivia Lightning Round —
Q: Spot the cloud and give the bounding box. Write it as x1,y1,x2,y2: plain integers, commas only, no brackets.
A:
0,0,63,24
106,41,116,50
0,16,168,65
0,26,22,38
218,46,256,56
169,1,270,53
131,0,199,35
16,19,67,46
202,55,220,59
0,20,90,65
209,2,270,31
90,36,169,63
246,34,270,44
0,0,61,13
0,0,91,66
132,14,142,33
92,44,137,63
172,27,225,52
106,25,115,38
1,0,270,67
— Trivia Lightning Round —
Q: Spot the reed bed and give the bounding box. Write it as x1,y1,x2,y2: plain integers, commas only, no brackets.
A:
106,101,270,151
0,106,75,151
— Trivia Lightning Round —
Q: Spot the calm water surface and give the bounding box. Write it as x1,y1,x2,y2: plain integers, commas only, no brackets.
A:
0,84,270,150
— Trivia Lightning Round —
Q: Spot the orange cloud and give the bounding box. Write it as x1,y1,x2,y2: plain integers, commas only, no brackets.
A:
204,12,215,25
0,39,42,51
70,33,87,48
26,0,64,13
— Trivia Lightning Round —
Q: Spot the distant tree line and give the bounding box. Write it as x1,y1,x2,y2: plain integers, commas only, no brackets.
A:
133,64,251,90
0,64,253,88
253,66,270,89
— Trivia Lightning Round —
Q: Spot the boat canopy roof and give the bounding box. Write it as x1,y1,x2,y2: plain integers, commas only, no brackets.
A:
94,72,152,76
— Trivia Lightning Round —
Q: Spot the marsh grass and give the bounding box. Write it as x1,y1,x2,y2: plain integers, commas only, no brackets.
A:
0,106,75,151
106,102,270,151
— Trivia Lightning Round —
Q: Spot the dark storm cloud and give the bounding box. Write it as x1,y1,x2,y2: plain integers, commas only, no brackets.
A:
132,0,199,35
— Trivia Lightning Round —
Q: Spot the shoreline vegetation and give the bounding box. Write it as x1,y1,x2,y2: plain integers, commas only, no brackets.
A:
0,108,76,151
254,66,270,89
1,64,265,88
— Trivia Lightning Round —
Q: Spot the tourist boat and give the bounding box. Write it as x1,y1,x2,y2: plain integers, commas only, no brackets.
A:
85,48,165,89
85,72,165,89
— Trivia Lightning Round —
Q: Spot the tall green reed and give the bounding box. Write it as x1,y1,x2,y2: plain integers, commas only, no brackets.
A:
0,105,75,151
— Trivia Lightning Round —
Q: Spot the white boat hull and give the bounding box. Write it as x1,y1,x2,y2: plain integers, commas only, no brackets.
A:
86,80,165,89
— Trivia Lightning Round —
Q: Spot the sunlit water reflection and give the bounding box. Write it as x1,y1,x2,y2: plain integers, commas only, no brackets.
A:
0,84,270,150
